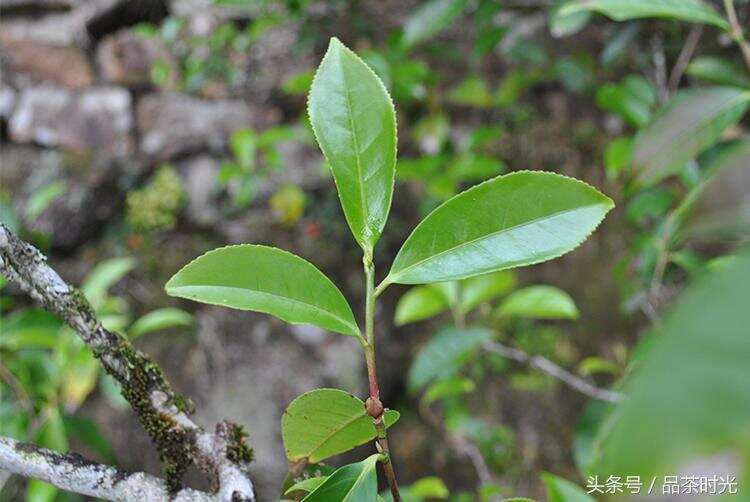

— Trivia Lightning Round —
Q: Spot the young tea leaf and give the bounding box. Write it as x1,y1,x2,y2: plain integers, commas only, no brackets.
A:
302,454,380,502
461,270,517,312
308,38,397,254
129,308,193,339
408,327,493,393
384,171,613,285
632,87,750,187
559,0,730,31
165,245,360,338
285,476,329,496
282,388,399,463
394,284,451,326
401,0,469,50
686,56,750,89
541,473,595,502
496,285,579,320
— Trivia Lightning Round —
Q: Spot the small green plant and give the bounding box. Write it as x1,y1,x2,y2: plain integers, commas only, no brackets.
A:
218,126,298,209
165,37,613,500
126,165,186,233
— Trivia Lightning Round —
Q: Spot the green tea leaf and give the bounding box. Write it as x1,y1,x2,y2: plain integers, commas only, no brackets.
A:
461,270,517,312
302,454,380,502
0,309,61,350
559,0,730,30
166,245,359,338
408,477,449,499
596,75,656,128
129,308,193,339
686,56,750,89
408,327,493,393
496,285,579,320
401,0,468,50
282,388,399,463
599,251,750,478
678,138,750,240
550,0,592,38
82,257,136,308
423,377,476,405
394,285,451,326
385,171,613,285
285,476,329,495
26,181,66,221
632,87,750,187
308,38,397,253
541,473,595,502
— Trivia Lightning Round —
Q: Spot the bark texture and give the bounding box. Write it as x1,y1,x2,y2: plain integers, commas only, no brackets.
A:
0,223,255,501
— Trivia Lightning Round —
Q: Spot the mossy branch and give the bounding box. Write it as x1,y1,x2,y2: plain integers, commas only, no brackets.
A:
0,223,255,501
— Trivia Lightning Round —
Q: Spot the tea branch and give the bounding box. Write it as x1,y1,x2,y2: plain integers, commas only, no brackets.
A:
362,256,401,502
724,0,750,71
0,436,214,501
0,224,256,501
482,341,624,403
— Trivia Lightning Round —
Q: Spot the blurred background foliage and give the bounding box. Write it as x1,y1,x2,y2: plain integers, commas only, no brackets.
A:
1,0,749,500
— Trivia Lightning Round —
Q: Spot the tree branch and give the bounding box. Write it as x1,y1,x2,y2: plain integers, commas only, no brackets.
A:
482,341,624,403
0,224,255,501
0,436,214,501
668,24,703,91
724,0,750,72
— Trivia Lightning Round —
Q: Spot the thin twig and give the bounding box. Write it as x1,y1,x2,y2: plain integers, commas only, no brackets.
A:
0,435,214,501
651,34,669,104
482,341,624,403
0,224,255,501
724,0,750,71
418,401,496,490
669,25,703,91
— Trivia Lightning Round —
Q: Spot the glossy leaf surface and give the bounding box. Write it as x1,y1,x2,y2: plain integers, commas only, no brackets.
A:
302,454,380,502
386,171,613,285
496,285,579,320
165,245,359,337
559,0,729,30
308,38,396,253
632,87,750,187
282,388,399,463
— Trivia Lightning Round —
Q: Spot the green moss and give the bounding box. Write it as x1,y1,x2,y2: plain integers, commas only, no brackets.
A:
106,339,197,493
126,165,186,233
225,423,254,464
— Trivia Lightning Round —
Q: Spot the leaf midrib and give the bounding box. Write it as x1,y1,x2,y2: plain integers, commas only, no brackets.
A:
389,202,606,282
167,285,358,336
340,55,370,247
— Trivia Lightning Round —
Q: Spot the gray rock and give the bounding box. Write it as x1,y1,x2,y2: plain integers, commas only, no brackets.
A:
0,144,140,250
9,86,133,158
176,155,223,227
0,0,118,46
1,33,94,89
96,28,177,87
0,85,16,121
136,92,255,160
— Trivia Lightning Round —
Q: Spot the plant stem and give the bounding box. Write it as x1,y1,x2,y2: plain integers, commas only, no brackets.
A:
724,0,750,71
363,256,401,502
